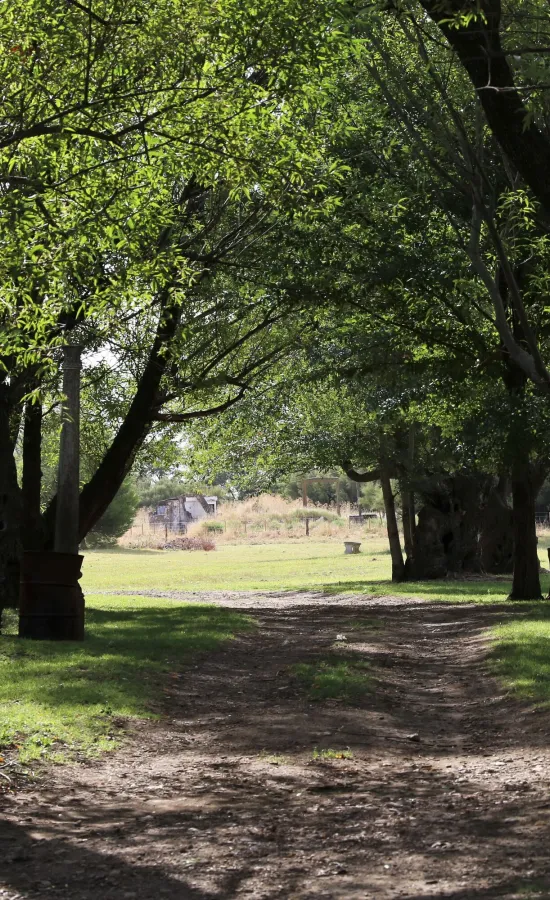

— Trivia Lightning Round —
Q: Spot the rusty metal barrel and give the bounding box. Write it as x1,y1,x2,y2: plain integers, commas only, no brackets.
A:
19,551,85,640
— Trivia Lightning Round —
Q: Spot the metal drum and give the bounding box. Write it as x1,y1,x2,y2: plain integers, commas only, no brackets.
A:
19,551,85,640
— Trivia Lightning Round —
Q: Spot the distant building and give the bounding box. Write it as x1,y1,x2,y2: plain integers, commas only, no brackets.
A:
149,495,218,532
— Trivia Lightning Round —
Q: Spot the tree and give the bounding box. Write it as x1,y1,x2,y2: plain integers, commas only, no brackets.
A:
296,23,550,595
0,0,348,616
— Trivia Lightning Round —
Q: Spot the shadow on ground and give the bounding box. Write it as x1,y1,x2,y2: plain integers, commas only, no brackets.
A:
3,599,550,898
317,576,550,601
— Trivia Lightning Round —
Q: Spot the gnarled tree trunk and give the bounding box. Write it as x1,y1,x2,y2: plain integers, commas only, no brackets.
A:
399,479,415,565
479,477,513,574
22,397,44,552
405,475,489,579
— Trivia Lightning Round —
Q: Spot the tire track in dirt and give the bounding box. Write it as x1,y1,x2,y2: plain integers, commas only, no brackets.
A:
2,596,550,899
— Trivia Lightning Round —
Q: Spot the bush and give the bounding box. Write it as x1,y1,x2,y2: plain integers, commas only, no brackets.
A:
204,521,224,533
86,480,140,547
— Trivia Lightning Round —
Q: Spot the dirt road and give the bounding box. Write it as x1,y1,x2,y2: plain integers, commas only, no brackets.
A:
2,594,550,899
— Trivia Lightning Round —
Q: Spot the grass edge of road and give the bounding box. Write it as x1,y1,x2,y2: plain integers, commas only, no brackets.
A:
0,595,253,764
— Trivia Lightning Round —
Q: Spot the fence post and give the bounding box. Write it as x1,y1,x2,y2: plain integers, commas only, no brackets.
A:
305,517,310,537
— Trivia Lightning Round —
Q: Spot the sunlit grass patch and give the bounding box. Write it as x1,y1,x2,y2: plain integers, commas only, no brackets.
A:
312,747,353,760
0,595,252,763
82,540,391,592
291,654,371,702
491,605,550,705
82,539,550,602
258,751,288,765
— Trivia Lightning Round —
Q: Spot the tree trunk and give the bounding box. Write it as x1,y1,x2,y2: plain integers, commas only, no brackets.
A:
0,384,22,627
421,0,550,217
381,468,405,582
479,476,513,574
22,397,44,552
509,458,542,600
405,474,488,579
400,479,415,564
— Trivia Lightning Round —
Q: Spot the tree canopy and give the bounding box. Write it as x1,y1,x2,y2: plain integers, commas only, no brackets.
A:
3,0,550,608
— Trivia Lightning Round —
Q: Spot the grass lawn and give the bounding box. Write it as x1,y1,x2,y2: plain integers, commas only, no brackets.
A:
291,654,372,702
0,596,252,763
82,538,550,603
82,539,393,592
491,605,550,707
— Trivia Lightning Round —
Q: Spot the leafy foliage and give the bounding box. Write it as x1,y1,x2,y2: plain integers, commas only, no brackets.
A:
86,480,140,546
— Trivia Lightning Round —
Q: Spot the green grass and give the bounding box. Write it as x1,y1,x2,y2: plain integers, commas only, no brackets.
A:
291,654,371,702
82,540,550,603
312,747,353,760
258,751,288,765
491,604,550,706
320,578,538,604
339,617,384,631
82,540,392,592
0,596,252,763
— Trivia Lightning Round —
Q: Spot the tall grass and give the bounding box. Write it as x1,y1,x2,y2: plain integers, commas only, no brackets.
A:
120,493,386,548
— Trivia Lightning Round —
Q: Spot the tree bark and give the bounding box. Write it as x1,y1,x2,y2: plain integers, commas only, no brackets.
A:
0,383,22,626
22,396,44,552
509,458,542,600
381,467,405,582
479,476,513,574
400,479,415,564
405,474,489,579
54,346,82,555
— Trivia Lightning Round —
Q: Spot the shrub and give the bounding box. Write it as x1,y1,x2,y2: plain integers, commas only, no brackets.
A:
204,521,224,533
86,480,140,547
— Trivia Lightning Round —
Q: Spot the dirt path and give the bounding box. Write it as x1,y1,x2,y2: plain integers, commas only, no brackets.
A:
2,595,550,899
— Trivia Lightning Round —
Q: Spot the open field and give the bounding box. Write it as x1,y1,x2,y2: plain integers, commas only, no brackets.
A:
83,536,550,601
83,538,392,592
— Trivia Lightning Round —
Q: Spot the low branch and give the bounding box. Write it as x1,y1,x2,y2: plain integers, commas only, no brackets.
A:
153,386,247,422
342,462,381,483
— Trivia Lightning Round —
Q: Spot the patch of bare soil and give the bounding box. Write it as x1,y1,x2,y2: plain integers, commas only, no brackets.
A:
2,595,550,899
